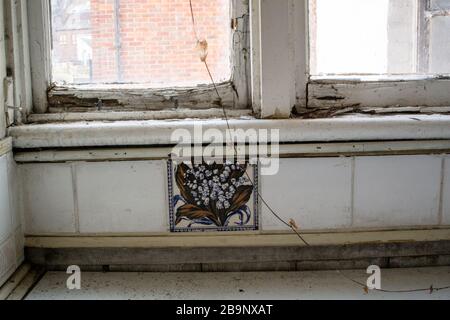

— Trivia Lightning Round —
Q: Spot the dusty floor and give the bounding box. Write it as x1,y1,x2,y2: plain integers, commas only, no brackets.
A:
26,267,450,300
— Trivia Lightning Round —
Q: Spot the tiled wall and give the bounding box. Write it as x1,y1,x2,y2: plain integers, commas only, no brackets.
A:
262,155,447,230
353,156,442,227
21,161,167,234
18,154,450,235
0,151,23,286
261,158,353,230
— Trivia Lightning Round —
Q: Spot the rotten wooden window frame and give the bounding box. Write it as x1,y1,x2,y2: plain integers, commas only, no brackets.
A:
297,0,450,118
27,0,251,115
2,0,33,126
13,0,450,122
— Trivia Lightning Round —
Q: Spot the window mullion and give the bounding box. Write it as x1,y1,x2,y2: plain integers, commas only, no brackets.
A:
28,0,52,114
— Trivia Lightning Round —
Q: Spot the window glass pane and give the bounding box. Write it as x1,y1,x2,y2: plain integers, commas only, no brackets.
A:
310,0,450,76
429,1,450,74
310,0,389,75
430,0,450,10
430,16,450,73
51,0,231,86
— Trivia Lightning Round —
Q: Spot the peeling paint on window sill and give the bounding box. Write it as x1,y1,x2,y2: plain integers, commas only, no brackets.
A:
8,114,450,149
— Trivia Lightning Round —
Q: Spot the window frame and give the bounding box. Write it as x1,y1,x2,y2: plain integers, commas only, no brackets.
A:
27,0,251,114
13,0,450,122
4,0,33,125
299,0,450,118
251,0,309,119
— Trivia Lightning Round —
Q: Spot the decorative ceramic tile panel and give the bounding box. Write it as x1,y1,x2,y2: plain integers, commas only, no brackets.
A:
168,159,259,232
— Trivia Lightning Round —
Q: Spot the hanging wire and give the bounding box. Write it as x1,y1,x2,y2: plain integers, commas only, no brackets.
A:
337,270,450,294
188,0,450,294
189,0,199,41
188,0,309,246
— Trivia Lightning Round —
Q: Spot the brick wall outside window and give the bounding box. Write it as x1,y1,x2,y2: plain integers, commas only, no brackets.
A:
52,0,231,86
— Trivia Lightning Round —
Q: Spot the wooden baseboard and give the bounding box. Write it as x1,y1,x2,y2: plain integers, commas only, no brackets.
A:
25,228,450,249
25,229,450,272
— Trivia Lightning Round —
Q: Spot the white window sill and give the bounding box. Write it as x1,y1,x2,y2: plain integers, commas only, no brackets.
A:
8,114,450,149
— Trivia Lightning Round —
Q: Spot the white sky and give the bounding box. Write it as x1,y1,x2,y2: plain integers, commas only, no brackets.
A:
314,0,389,75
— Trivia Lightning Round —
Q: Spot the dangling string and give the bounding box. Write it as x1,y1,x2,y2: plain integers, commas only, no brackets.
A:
188,0,309,246
187,0,450,294
189,0,199,41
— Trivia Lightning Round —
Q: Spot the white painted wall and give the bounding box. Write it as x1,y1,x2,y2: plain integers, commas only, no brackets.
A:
0,1,24,287
0,151,23,286
18,154,450,236
0,0,7,139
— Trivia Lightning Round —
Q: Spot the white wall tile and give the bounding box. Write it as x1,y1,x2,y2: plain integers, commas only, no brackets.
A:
21,164,76,234
77,161,167,233
354,155,441,227
0,152,22,286
0,155,11,242
443,155,450,225
261,158,352,230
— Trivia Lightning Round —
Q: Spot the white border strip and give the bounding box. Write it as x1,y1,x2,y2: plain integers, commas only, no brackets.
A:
14,140,450,163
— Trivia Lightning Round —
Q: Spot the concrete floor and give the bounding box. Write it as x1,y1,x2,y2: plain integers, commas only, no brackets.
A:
26,267,450,300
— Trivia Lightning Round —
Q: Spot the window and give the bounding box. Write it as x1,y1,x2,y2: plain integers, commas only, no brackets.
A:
51,0,231,86
302,0,450,117
21,0,450,120
28,0,250,113
310,0,450,76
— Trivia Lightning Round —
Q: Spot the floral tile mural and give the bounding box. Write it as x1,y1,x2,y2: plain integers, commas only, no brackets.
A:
168,159,259,232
